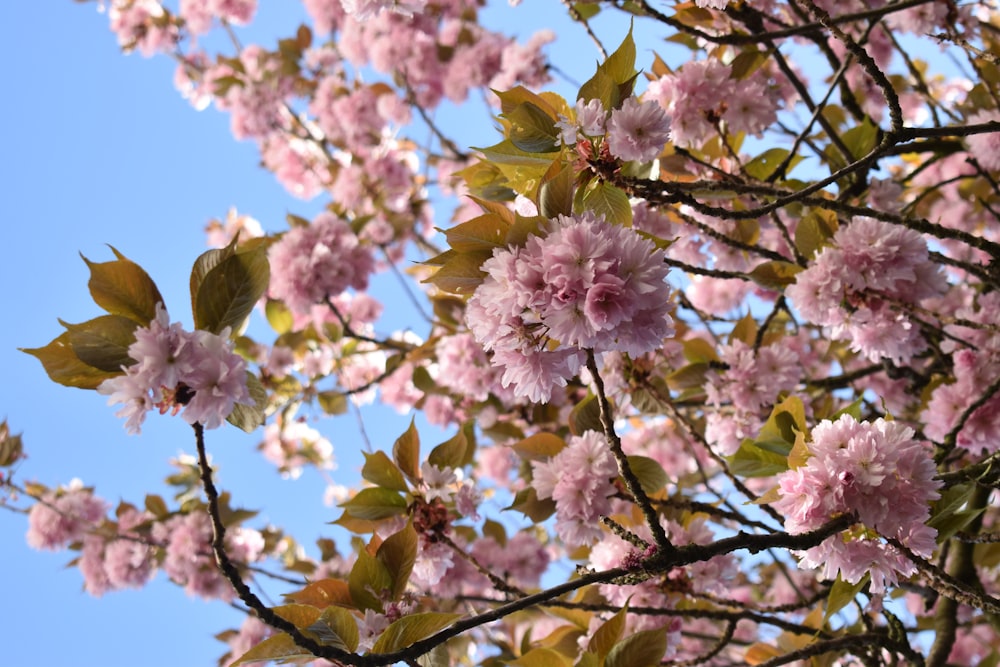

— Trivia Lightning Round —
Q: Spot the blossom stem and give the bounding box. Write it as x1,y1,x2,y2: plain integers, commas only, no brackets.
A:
585,349,672,552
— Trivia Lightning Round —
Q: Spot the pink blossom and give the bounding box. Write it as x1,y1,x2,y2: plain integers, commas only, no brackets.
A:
466,212,673,402
98,305,253,433
774,415,942,594
268,212,375,315
606,96,672,163
787,217,946,364
532,431,619,546
260,418,336,478
26,483,108,551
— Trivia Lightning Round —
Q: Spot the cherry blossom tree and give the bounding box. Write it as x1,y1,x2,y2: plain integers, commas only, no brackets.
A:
6,0,1000,665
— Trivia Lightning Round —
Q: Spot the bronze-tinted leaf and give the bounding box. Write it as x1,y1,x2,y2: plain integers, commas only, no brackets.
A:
82,247,164,325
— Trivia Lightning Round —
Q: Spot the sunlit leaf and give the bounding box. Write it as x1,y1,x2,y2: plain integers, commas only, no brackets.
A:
193,241,270,335
362,451,409,492
378,523,417,600
393,417,421,484
370,612,461,654
82,247,164,325
339,488,408,521
21,331,119,390
226,372,267,433
605,628,667,667
60,314,138,373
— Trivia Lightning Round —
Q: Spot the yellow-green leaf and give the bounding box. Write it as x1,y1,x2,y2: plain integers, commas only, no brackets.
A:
362,451,409,492
749,260,802,290
393,417,421,484
509,647,572,667
232,632,315,665
512,433,566,461
428,430,469,470
581,182,632,225
370,612,461,655
226,372,267,433
442,214,510,253
21,331,119,390
193,241,270,335
605,628,667,667
378,523,418,601
589,604,627,656
626,455,668,494
339,488,408,521
349,548,392,612
307,606,360,652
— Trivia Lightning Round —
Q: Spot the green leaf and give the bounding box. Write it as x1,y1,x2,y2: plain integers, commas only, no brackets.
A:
577,68,617,109
508,648,573,667
494,86,560,120
759,396,807,444
744,148,802,181
605,628,667,667
569,394,603,436
193,241,270,335
349,547,393,612
626,455,668,495
82,247,164,325
232,633,315,665
824,575,867,626
512,433,566,461
370,612,461,654
144,494,170,519
442,214,510,253
393,417,421,484
795,209,838,260
306,606,360,652
588,604,627,656
226,372,267,433
728,439,790,477
539,162,575,220
362,451,409,492
505,486,557,522
666,362,709,391
428,430,469,470
339,488,408,521
422,249,492,295
317,390,349,416
504,101,560,153
749,261,802,290
929,483,984,542
60,315,139,373
602,24,636,86
378,523,418,600
730,49,769,81
581,182,632,225
21,331,119,390
265,298,294,334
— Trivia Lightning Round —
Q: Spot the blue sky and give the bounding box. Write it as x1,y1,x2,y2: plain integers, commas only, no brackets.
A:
0,3,650,665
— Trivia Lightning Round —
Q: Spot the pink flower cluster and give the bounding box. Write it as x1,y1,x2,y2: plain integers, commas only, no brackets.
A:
606,97,672,163
773,415,942,594
465,212,674,402
647,59,779,148
97,304,252,434
26,482,107,551
151,511,265,600
786,217,946,364
79,507,158,596
180,0,257,35
923,348,1000,453
704,340,802,455
267,211,376,316
532,431,619,546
